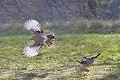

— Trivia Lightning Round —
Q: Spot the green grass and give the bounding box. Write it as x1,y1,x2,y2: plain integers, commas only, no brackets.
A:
0,34,120,80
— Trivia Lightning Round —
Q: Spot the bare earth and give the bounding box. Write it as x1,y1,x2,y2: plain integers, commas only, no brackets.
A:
0,64,119,80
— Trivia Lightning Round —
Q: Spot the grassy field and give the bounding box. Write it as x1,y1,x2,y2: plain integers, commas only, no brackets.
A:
0,34,120,80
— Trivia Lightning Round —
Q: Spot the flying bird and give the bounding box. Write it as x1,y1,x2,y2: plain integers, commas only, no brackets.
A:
23,19,55,57
77,53,101,70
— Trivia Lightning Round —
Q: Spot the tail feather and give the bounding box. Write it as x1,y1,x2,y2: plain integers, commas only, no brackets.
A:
44,33,55,47
92,53,101,59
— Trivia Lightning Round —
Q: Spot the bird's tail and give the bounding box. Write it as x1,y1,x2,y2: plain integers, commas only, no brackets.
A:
93,53,101,59
44,33,55,47
24,19,42,32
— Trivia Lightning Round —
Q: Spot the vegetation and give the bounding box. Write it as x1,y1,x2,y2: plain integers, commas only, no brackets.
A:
0,0,120,80
0,0,120,22
0,34,119,79
1,20,120,36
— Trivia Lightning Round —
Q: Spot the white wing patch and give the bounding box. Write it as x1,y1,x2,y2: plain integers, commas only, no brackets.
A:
24,19,41,32
23,19,42,57
23,46,40,57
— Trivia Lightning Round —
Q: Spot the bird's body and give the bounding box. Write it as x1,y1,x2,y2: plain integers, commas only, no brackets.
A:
23,19,55,57
78,53,101,71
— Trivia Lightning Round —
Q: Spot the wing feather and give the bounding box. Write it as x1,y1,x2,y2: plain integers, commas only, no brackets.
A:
23,20,55,57
24,19,43,33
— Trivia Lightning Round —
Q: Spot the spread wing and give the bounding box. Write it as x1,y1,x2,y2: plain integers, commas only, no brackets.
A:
23,19,55,57
23,41,44,57
23,19,44,57
23,45,40,57
24,19,44,35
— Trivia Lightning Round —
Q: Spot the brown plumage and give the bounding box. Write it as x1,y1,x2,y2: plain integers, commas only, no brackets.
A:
45,33,55,47
23,19,55,57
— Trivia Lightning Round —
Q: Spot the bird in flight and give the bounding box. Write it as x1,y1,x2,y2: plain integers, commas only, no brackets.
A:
23,19,55,57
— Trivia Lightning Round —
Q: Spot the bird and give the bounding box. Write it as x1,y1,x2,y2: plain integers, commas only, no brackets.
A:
23,19,55,57
77,53,101,70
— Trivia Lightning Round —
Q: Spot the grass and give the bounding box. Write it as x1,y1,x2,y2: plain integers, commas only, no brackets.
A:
0,34,120,80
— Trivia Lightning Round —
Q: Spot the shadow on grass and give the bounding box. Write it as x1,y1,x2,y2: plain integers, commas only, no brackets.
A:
97,63,120,80
19,72,48,80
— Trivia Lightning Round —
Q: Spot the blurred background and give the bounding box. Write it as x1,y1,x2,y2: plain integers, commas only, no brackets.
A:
0,1,120,79
0,0,120,36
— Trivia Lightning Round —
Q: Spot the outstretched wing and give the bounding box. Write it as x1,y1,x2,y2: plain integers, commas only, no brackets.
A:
24,19,44,35
23,41,44,57
23,19,44,57
23,46,40,57
23,19,55,57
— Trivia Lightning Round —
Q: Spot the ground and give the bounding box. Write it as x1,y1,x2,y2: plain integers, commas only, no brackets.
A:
0,34,119,80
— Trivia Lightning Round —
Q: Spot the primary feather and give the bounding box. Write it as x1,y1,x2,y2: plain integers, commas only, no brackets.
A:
23,46,40,57
24,19,41,32
23,19,55,57
23,19,42,57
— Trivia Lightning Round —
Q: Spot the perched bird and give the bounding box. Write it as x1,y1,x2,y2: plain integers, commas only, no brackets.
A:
23,19,55,57
77,53,101,70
